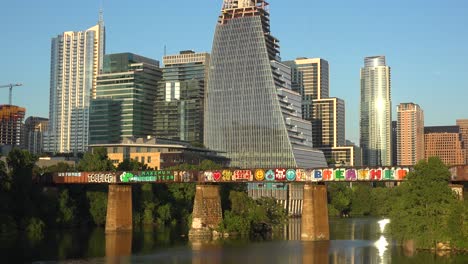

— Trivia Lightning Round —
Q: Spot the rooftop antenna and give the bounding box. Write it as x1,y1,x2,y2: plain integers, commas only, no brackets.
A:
164,45,167,57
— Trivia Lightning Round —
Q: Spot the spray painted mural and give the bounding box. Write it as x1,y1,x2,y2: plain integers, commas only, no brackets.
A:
54,167,411,184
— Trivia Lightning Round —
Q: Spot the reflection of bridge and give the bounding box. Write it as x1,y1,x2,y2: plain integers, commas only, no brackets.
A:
52,166,467,241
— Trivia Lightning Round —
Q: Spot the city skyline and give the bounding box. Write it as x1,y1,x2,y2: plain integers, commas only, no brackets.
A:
1,0,468,144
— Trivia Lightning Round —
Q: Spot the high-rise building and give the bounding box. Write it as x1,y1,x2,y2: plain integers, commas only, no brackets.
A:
204,0,326,168
0,105,25,147
154,51,210,144
392,121,398,166
397,103,424,166
23,117,49,155
284,58,329,120
89,53,161,145
360,56,392,166
46,14,105,153
424,126,465,166
456,119,468,164
311,98,345,148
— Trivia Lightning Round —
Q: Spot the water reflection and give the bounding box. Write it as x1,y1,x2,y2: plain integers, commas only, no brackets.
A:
1,218,466,263
105,231,132,264
190,239,222,264
302,241,330,264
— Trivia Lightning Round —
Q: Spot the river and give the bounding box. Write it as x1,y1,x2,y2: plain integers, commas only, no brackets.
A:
1,217,467,263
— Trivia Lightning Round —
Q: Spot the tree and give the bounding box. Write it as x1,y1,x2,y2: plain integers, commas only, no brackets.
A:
327,183,352,216
350,183,372,216
86,191,107,226
77,147,114,171
117,159,148,171
6,148,38,226
389,157,463,249
219,191,287,236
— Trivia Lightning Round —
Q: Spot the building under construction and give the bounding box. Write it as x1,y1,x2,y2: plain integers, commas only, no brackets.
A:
0,105,26,147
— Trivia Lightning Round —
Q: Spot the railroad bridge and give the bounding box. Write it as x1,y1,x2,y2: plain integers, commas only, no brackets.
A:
53,166,466,241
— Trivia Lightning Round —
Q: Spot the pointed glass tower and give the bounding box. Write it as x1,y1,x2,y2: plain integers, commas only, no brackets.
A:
205,0,326,168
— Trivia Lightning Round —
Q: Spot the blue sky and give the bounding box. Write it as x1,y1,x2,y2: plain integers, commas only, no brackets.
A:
1,0,467,143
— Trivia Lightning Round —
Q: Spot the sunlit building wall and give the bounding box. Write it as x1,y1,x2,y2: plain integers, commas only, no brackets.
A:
397,103,424,166
424,126,465,166
360,56,392,166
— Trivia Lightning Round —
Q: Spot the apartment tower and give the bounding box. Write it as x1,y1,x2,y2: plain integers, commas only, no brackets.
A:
360,56,392,166
397,103,424,166
46,14,105,153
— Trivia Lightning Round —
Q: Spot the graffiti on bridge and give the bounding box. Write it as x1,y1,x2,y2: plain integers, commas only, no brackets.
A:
54,167,411,184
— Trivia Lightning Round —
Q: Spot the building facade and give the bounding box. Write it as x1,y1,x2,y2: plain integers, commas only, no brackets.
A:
89,137,229,169
311,98,345,148
424,126,465,166
23,116,49,154
284,58,329,120
89,53,161,145
0,105,25,147
321,146,357,167
397,103,424,166
154,51,209,144
360,56,392,166
456,119,468,164
46,16,105,153
204,0,326,169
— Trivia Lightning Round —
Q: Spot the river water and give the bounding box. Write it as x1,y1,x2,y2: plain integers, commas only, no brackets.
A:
1,218,467,263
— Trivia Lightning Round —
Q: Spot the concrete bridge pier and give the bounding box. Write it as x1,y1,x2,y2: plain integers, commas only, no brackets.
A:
106,185,133,233
189,184,222,239
301,183,329,241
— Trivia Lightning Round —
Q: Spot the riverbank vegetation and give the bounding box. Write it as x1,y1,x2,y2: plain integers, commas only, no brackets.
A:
0,148,287,240
327,157,467,250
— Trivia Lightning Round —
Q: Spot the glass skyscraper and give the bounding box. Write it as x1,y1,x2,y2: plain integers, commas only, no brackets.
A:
360,56,392,166
204,0,326,168
154,51,209,144
89,53,161,145
46,15,105,153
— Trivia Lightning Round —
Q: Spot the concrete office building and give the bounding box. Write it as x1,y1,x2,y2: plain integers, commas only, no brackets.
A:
154,51,209,144
204,0,326,169
46,14,105,153
360,56,392,166
424,126,465,166
89,53,161,144
397,103,424,166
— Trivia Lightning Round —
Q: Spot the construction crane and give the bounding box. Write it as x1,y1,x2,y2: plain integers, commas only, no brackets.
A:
0,83,23,105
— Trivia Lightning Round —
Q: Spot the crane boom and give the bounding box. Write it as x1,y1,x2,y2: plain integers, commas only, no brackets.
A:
0,83,23,105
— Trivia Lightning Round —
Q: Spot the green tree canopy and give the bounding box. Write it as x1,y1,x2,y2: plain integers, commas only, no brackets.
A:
77,147,114,171
389,157,465,249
